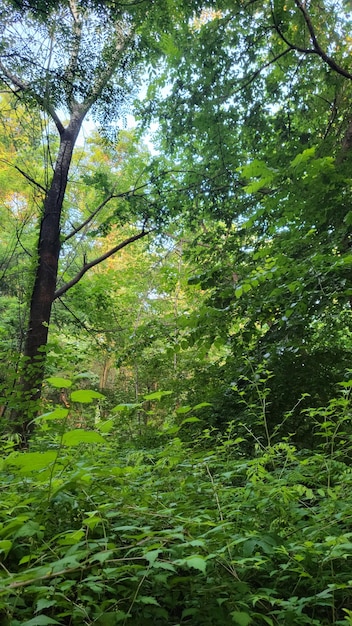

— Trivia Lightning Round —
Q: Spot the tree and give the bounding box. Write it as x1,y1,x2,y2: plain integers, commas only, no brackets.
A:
0,97,46,403
141,1,352,440
0,0,204,441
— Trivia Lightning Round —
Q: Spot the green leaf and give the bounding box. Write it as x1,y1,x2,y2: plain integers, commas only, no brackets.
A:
113,403,141,412
151,561,176,571
182,608,198,618
344,210,352,225
144,549,161,565
175,405,192,414
256,616,273,625
62,429,106,446
180,416,201,425
240,159,274,179
176,555,206,573
70,389,105,403
0,515,30,538
73,372,95,380
338,380,352,388
161,425,180,435
138,596,160,606
36,408,69,421
46,376,72,388
14,521,42,539
35,599,57,613
113,612,132,623
56,529,85,545
6,451,57,473
143,390,173,401
21,616,61,626
192,402,212,410
90,550,114,563
290,147,315,168
244,177,273,194
231,611,252,625
96,418,114,432
0,539,12,556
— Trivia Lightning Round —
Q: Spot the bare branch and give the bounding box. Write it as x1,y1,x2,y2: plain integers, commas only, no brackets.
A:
0,61,29,91
15,223,33,257
54,229,151,299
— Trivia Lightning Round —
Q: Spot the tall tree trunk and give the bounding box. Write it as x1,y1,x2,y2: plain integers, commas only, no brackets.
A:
13,113,83,442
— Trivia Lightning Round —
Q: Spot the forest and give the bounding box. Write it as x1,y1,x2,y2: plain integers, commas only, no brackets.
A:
0,0,352,623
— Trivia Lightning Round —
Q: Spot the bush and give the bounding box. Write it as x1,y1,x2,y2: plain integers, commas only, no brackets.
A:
0,387,352,626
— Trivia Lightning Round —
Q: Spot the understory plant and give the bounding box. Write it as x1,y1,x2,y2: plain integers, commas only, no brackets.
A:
0,382,352,625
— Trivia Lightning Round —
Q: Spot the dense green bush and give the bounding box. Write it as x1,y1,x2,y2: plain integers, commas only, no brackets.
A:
1,384,352,625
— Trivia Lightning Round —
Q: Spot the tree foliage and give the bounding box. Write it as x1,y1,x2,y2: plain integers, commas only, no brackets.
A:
138,0,352,436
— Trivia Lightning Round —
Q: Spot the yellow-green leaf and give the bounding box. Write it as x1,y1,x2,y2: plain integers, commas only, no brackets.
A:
0,540,12,556
47,377,72,388
62,429,105,446
70,389,105,403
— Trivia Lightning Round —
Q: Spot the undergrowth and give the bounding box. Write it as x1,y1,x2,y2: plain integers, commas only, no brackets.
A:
0,381,352,625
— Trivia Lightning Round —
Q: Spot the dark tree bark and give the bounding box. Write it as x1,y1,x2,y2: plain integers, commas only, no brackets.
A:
0,2,136,442
1,0,198,442
13,111,85,439
11,105,151,443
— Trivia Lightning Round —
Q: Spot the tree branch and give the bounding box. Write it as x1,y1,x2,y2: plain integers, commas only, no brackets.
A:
63,0,84,110
270,1,316,55
271,0,352,81
293,0,352,80
80,29,131,115
54,229,151,299
63,192,116,242
0,61,65,135
0,158,46,193
63,178,156,242
235,47,293,95
4,556,147,591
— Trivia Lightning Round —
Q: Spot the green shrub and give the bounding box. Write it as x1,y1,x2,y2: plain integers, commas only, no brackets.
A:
0,383,352,624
